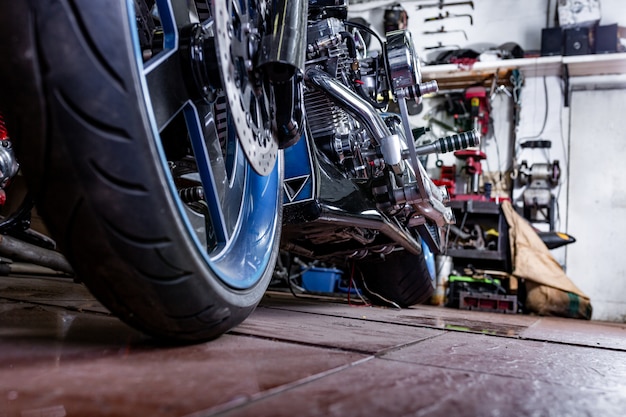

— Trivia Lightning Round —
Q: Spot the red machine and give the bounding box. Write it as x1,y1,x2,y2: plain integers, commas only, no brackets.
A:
432,85,494,202
464,86,490,137
434,149,488,201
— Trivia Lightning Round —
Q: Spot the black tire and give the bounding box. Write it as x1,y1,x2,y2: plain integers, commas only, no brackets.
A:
359,250,435,307
0,0,282,341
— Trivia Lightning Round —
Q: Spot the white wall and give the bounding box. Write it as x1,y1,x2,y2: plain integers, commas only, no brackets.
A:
567,88,626,322
349,0,626,321
350,0,626,53
350,0,553,55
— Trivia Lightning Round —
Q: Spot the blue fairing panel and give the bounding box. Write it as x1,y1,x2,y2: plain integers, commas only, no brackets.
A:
283,134,315,205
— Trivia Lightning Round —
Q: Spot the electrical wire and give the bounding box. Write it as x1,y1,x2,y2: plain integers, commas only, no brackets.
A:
347,262,371,307
512,74,550,205
286,255,307,299
512,74,568,230
553,75,571,230
515,76,549,150
482,90,519,198
343,19,393,107
361,278,401,310
353,263,401,310
343,20,384,51
283,255,372,305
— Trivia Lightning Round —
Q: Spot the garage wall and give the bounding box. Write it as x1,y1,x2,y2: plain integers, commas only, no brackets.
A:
567,88,626,322
348,0,626,321
349,0,625,53
349,0,552,53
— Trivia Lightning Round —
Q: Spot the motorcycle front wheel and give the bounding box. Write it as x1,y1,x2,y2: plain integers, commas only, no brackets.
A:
0,0,282,341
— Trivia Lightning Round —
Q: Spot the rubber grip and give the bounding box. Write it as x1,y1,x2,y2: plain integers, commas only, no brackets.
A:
436,131,479,153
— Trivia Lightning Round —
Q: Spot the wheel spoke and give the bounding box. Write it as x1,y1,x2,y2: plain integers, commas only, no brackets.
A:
183,104,230,247
140,8,244,256
145,53,191,131
142,0,200,131
131,0,280,288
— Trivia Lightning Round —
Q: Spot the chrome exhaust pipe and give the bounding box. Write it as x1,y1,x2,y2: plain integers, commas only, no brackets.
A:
305,67,404,169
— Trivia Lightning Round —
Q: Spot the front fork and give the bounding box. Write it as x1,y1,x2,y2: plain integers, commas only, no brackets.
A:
258,0,308,149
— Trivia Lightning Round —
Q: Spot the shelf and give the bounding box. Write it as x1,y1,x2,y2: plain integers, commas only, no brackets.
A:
421,53,626,90
446,200,511,269
449,200,502,215
563,53,626,76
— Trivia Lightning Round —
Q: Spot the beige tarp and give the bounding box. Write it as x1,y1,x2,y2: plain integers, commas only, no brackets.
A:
501,200,589,299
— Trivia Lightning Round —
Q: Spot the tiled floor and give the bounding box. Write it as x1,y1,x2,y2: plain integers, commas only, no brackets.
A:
1,276,626,416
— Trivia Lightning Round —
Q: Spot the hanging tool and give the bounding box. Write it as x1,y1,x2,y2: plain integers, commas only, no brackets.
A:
423,25,468,40
510,69,524,127
425,11,473,25
489,75,512,100
416,1,474,10
424,41,461,50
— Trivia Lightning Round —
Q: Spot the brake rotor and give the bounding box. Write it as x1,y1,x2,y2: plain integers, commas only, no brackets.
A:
212,0,277,176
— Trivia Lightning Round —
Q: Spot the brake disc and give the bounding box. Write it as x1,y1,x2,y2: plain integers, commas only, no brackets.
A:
212,0,276,176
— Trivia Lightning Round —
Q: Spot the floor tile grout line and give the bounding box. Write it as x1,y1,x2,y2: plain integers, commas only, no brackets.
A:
375,355,626,391
181,355,376,417
186,333,626,416
5,298,624,353
258,305,626,352
0,297,112,316
227,329,395,356
515,335,626,352
259,305,528,337
259,304,526,329
229,326,448,359
372,332,448,358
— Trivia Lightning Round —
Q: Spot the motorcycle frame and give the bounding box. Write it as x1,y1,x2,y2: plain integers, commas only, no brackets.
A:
280,127,427,264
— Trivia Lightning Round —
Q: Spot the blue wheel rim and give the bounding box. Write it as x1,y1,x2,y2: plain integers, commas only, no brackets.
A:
127,0,280,289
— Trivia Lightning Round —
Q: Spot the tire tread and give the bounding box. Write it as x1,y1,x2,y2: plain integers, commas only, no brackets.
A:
360,250,434,307
0,0,278,341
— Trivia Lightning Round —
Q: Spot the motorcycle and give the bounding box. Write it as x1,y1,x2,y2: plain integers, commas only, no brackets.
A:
0,0,477,342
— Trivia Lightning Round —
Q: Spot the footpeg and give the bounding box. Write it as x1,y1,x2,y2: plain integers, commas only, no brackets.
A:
413,131,479,156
